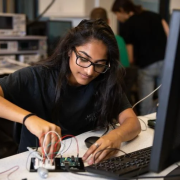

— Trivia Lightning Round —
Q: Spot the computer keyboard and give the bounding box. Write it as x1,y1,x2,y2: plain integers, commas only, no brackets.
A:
85,146,151,179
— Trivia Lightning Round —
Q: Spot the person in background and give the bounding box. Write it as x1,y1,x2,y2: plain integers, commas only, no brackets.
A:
0,19,140,164
90,7,138,108
111,0,169,115
90,7,130,68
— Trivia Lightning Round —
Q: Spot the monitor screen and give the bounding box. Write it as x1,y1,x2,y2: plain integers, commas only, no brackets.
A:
149,9,180,173
47,20,72,55
27,20,72,56
0,16,13,29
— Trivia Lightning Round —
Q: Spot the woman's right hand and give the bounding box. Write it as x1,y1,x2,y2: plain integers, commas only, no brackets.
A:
24,115,61,159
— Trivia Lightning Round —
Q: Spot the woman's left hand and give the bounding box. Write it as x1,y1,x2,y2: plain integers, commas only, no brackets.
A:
82,109,141,165
82,131,122,165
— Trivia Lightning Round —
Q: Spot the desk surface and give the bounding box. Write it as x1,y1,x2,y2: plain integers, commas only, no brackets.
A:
0,113,178,180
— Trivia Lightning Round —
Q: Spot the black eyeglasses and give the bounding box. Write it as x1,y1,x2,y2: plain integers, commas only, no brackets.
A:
73,48,110,74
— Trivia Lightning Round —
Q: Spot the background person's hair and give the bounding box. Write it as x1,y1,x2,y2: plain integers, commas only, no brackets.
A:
37,19,125,128
90,7,108,23
112,0,143,14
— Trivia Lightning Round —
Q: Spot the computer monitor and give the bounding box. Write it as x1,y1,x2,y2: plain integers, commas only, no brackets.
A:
149,9,180,174
27,20,72,55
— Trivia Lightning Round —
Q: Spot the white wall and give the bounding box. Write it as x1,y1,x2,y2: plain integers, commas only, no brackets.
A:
170,0,180,13
98,0,118,34
39,0,118,34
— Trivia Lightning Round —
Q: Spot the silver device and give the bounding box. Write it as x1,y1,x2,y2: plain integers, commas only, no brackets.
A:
0,55,15,61
18,54,41,64
0,41,18,52
0,13,26,36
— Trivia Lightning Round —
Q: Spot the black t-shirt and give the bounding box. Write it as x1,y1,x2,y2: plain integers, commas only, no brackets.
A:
121,11,167,68
0,66,131,152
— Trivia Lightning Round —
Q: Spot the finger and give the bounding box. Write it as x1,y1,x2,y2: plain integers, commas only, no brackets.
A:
93,149,116,164
82,141,102,161
49,128,61,158
55,127,62,153
49,133,57,159
89,149,110,165
52,127,61,156
87,147,103,165
44,133,51,158
38,133,46,157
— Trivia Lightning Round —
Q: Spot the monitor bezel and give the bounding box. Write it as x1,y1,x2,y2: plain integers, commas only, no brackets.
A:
149,9,180,172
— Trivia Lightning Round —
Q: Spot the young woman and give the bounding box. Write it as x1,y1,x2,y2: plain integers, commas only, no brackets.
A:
0,19,140,165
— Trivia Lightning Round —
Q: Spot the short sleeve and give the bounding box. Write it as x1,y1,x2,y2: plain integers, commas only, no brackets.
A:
0,67,34,104
119,93,132,113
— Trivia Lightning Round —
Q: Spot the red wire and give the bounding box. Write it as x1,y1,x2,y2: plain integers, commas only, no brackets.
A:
39,132,60,159
38,133,79,158
0,165,19,180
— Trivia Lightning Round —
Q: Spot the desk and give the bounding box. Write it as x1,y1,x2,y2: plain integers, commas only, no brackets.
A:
0,113,178,180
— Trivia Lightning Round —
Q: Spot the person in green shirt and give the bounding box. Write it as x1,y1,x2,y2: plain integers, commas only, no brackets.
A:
90,7,130,67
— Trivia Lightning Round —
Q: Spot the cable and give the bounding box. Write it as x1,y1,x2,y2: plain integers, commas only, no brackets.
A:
26,151,37,171
138,117,147,131
101,126,109,136
60,135,80,157
42,131,61,160
64,163,99,177
132,84,162,109
60,137,73,155
27,0,56,26
0,165,19,180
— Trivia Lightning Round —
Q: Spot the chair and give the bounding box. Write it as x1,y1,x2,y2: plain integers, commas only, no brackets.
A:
0,118,18,158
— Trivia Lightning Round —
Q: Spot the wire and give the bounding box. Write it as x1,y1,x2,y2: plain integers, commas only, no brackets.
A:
132,84,162,109
64,163,99,177
26,151,37,171
60,135,79,156
27,0,56,26
60,137,73,155
42,131,62,160
138,117,147,131
0,165,19,180
101,126,109,136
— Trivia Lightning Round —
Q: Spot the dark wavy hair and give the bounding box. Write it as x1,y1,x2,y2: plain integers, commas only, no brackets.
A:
38,19,125,128
112,0,143,14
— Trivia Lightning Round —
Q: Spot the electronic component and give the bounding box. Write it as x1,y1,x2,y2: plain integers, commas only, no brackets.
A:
34,158,55,170
0,41,18,52
0,55,15,62
29,156,85,172
18,54,41,64
85,147,151,178
0,36,47,56
0,13,26,36
38,167,49,179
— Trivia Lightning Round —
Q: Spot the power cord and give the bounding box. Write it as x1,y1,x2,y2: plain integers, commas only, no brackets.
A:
138,117,147,131
132,84,162,109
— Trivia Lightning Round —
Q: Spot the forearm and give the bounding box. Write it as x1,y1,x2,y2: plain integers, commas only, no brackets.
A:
0,96,30,124
109,117,141,142
126,44,134,64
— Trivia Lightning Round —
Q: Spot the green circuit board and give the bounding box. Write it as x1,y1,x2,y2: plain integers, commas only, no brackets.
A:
60,156,80,166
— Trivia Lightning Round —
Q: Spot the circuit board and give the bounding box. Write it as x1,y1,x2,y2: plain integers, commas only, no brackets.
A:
29,156,85,172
